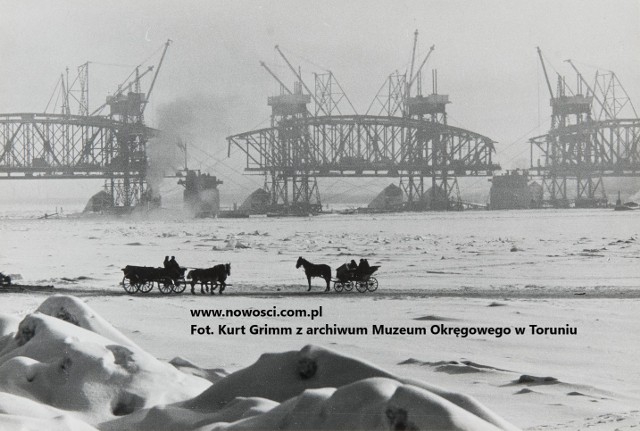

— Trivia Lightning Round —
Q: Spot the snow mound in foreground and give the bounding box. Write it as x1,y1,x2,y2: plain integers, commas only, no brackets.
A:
0,295,518,431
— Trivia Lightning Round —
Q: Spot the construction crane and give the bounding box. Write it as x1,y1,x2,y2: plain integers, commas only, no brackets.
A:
0,40,173,211
565,59,637,121
536,47,555,101
91,39,172,118
406,30,436,98
367,30,438,118
536,47,591,129
530,47,640,208
407,44,435,93
259,61,294,95
274,45,329,116
260,49,356,117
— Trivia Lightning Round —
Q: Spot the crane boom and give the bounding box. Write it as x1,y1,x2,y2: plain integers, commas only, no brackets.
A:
274,45,328,116
260,61,293,94
408,29,419,85
565,59,611,119
90,66,154,116
141,39,172,115
536,47,555,100
408,45,435,88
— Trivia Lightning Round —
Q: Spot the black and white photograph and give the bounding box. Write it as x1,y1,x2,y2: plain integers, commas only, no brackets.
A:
1,1,639,430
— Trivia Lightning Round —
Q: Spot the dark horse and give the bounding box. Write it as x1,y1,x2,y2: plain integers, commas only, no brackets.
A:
187,263,231,295
296,257,331,292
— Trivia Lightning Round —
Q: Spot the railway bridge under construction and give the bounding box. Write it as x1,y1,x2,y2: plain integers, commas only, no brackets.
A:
228,113,498,212
228,35,500,214
0,41,171,210
3,37,637,213
529,48,640,207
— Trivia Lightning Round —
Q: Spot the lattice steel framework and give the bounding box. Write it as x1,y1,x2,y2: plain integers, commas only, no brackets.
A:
531,50,640,207
314,72,356,117
234,37,496,212
531,118,640,180
0,40,171,209
230,116,496,173
228,114,498,209
0,113,156,207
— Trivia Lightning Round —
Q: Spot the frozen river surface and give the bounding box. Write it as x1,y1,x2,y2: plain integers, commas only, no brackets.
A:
2,208,639,297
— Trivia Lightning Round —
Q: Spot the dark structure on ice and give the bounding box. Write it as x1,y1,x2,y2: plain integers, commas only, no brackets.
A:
237,188,271,215
83,190,113,213
178,169,223,217
489,170,542,210
368,184,403,210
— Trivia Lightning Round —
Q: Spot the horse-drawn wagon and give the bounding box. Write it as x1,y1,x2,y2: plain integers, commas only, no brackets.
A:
0,272,11,287
296,256,380,293
334,261,379,293
121,265,187,294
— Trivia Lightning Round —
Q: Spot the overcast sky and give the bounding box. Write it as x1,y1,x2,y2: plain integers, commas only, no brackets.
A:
1,0,639,206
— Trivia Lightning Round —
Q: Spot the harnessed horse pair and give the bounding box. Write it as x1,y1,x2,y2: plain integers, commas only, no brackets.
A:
187,263,231,295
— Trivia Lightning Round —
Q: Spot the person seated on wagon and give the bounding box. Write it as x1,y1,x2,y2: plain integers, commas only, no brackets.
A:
169,256,180,270
166,256,182,281
163,256,170,269
356,258,370,276
336,263,350,282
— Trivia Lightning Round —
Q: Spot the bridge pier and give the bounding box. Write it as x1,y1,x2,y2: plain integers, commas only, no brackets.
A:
399,172,461,210
539,173,608,208
575,174,606,207
264,171,321,214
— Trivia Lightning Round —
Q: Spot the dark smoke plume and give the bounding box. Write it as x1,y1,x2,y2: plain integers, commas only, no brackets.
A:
146,94,239,197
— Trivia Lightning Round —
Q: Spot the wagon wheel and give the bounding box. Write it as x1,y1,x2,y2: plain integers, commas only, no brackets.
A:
334,281,344,292
139,280,154,293
367,277,379,292
157,278,174,295
122,277,139,294
356,281,368,293
343,281,353,291
172,280,186,294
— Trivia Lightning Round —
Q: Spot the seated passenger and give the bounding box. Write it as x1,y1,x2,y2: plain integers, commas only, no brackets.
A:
169,256,181,270
357,258,370,273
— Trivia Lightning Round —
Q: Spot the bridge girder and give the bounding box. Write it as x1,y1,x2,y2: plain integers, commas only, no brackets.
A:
0,113,155,176
530,118,640,205
530,118,640,176
228,115,499,178
0,113,158,207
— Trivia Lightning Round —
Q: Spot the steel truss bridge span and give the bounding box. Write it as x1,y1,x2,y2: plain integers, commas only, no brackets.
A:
228,115,498,177
530,118,640,177
0,113,156,179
